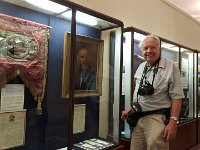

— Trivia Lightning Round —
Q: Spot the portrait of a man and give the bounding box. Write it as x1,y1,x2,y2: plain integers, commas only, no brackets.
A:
62,32,104,98
74,47,96,90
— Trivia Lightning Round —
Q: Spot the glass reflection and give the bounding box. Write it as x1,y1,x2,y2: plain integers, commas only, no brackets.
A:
180,48,194,122
71,9,122,149
198,54,200,117
161,41,179,62
121,32,146,138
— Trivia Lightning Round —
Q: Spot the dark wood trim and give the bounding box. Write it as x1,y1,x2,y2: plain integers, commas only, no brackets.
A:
110,145,125,150
198,118,200,143
118,120,198,150
119,138,130,150
67,8,76,150
170,120,197,150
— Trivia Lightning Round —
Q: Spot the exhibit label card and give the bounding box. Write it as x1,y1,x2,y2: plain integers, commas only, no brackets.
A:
0,110,26,149
1,84,24,111
73,104,86,134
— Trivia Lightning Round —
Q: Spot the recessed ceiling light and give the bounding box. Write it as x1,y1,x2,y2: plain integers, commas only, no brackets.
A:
197,1,200,9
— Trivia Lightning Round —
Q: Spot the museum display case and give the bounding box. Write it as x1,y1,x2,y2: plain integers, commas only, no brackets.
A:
60,1,123,149
161,41,197,123
179,47,196,122
0,0,123,150
59,1,123,149
0,1,51,149
121,28,147,139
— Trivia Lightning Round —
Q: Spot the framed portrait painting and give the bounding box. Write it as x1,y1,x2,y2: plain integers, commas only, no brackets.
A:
62,32,104,98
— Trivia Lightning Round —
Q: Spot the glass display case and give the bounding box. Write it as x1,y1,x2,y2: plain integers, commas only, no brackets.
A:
56,0,124,150
179,47,197,122
0,1,53,149
160,41,197,122
161,41,179,62
121,28,147,139
162,43,197,122
0,0,123,150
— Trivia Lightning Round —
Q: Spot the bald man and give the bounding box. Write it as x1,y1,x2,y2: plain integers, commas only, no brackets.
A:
74,48,96,90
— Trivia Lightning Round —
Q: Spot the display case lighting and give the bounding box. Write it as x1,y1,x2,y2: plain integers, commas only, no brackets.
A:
0,37,4,41
25,0,97,26
62,11,97,26
25,0,68,14
161,42,179,52
134,33,146,42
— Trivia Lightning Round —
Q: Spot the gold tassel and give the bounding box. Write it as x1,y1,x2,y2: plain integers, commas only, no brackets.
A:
36,97,42,115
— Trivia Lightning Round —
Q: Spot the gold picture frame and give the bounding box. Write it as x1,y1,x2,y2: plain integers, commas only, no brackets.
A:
62,32,104,98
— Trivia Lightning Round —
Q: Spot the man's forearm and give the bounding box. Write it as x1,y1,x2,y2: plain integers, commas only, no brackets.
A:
170,99,182,123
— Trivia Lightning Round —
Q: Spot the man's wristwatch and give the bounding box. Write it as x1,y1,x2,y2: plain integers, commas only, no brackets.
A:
170,116,179,124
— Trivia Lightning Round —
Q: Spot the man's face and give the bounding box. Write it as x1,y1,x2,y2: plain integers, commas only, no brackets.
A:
79,48,88,68
141,37,160,66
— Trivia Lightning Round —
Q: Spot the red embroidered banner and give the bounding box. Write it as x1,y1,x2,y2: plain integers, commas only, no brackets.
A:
0,13,49,103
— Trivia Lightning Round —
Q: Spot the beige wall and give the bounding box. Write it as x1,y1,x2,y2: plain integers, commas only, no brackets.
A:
70,0,200,50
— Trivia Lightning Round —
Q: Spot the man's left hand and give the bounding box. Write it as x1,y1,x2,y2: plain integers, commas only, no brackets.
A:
163,120,177,141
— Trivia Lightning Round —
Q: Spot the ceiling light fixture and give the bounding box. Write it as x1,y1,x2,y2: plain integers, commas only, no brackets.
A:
197,1,200,9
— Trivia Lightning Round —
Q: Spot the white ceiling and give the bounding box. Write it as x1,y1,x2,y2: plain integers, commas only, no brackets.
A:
167,0,200,22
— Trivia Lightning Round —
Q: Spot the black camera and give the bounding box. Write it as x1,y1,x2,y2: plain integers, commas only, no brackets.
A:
129,102,141,115
126,102,142,127
138,81,154,96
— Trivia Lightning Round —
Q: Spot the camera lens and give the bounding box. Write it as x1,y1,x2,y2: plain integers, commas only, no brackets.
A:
138,87,147,96
138,83,154,96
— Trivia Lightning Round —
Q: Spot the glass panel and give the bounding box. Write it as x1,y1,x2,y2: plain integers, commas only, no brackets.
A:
48,4,72,150
120,31,146,139
133,32,146,74
198,53,200,117
121,31,132,138
161,41,179,62
180,48,194,122
72,10,122,149
194,52,198,118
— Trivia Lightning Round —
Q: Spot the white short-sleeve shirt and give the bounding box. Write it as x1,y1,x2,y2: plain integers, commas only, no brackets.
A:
133,57,184,112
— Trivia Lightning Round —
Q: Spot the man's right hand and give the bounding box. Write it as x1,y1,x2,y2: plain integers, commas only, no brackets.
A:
121,107,132,120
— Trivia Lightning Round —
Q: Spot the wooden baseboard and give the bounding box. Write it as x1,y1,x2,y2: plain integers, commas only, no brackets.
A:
119,138,130,150
110,145,125,150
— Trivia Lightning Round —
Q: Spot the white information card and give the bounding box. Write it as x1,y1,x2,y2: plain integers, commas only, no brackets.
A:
0,110,26,149
73,104,86,134
1,84,24,111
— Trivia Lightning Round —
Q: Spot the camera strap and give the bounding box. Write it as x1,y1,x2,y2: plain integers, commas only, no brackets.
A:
136,65,149,102
143,57,160,85
151,57,160,84
136,57,161,101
